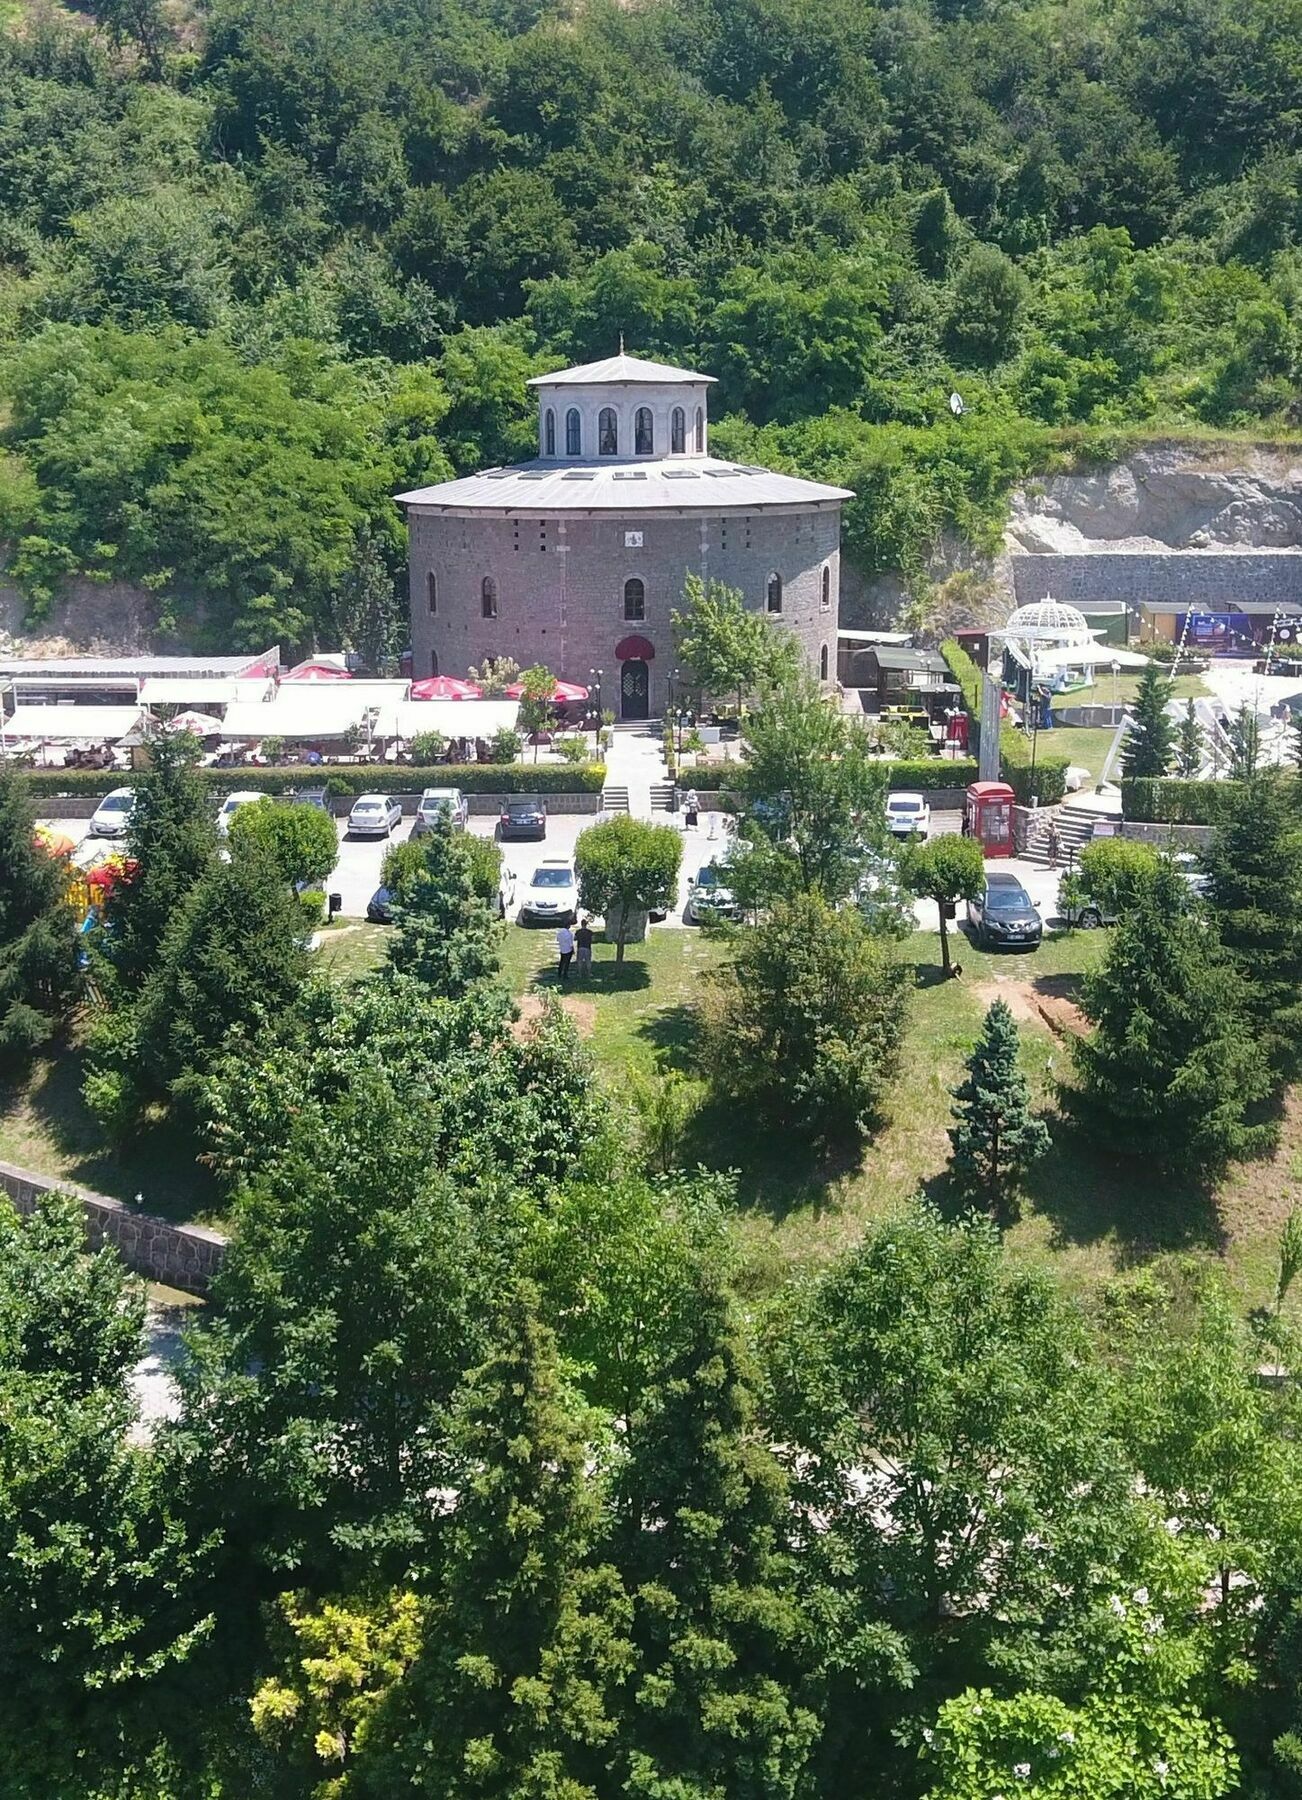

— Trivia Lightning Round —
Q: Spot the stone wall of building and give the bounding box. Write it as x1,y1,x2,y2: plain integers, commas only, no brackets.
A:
0,1161,227,1295
1011,552,1302,612
409,508,841,716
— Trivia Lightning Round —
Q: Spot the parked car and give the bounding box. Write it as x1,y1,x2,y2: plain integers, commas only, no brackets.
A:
685,862,741,924
517,858,577,924
497,866,518,920
366,884,394,924
886,791,931,839
347,794,402,838
1057,876,1115,930
290,786,332,813
967,872,1043,949
1172,852,1212,899
217,789,266,837
411,786,469,835
500,795,547,841
88,787,136,839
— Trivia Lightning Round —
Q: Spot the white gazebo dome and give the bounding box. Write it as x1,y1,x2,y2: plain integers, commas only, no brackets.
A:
1003,597,1094,645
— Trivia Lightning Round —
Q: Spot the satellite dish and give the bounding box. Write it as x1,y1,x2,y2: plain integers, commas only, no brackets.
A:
949,392,966,416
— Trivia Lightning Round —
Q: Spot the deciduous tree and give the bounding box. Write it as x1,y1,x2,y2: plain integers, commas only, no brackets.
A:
574,815,682,963
0,769,80,1068
386,817,500,995
671,574,797,708
904,834,986,974
228,796,338,893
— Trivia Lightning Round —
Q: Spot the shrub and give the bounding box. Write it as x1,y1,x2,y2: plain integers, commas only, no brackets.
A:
409,731,449,766
879,759,979,790
486,728,522,765
1121,778,1243,824
19,763,608,801
552,735,589,765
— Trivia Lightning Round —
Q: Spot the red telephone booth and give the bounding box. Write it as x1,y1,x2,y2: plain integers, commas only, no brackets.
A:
965,780,1015,858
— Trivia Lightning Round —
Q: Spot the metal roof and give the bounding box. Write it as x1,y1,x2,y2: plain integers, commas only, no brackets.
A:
0,652,271,679
527,353,715,388
397,456,851,515
866,647,952,673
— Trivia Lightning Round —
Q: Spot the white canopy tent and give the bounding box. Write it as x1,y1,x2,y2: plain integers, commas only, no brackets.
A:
1,704,144,742
139,677,274,708
392,699,521,739
1001,638,1151,673
218,691,521,742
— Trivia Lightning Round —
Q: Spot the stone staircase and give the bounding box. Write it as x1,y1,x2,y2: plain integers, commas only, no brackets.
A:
1021,799,1109,868
601,784,631,815
649,782,676,813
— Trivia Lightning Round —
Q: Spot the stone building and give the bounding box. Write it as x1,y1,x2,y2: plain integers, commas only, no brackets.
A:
397,352,852,719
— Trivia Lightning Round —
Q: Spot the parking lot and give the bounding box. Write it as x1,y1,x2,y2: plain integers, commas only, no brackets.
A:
42,804,1064,937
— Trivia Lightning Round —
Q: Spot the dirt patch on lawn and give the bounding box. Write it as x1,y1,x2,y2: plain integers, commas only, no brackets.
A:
511,994,597,1040
972,976,1089,1041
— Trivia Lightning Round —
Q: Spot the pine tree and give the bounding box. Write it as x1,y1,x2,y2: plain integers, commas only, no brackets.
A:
0,768,80,1068
1291,707,1302,772
1202,774,1302,1072
1176,699,1203,778
948,999,1050,1217
1228,705,1262,780
1071,865,1272,1173
371,1283,633,1799
615,1275,818,1800
1120,663,1175,780
387,818,500,998
104,728,217,991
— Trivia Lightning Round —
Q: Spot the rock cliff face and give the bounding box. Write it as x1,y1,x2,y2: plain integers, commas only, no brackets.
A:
1006,443,1302,555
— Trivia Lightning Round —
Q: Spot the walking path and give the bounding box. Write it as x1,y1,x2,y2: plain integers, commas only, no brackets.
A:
601,722,668,818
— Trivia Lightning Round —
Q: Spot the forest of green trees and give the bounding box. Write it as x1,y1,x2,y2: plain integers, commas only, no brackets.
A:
2,0,1302,651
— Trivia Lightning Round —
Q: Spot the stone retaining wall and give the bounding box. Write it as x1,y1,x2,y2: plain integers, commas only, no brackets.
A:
1120,820,1214,850
1012,551,1302,611
0,1161,227,1295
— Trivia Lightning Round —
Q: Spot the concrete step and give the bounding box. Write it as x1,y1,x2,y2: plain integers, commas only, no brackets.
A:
648,783,676,812
601,786,631,814
1021,802,1102,866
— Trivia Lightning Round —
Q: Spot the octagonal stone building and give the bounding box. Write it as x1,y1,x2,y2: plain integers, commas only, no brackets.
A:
397,352,852,719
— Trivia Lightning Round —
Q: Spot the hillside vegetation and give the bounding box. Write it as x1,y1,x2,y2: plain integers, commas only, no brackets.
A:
2,0,1302,648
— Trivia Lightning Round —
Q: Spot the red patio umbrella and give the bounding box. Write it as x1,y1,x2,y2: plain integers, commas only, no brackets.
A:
282,663,354,683
503,677,589,703
409,675,483,700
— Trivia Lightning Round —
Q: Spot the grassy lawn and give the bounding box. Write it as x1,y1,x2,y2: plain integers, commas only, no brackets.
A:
7,909,1297,1312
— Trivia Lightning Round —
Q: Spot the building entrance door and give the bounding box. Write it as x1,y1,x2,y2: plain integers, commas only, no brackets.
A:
620,659,650,720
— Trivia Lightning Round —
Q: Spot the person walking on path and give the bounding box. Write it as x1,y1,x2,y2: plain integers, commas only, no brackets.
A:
556,923,574,984
1046,818,1061,868
575,917,594,980
684,787,700,829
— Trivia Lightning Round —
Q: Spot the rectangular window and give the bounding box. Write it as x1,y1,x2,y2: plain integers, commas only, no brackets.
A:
426,572,437,616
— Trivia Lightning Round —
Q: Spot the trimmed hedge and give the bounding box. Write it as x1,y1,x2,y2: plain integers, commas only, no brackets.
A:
876,758,979,789
1121,777,1243,824
940,638,1068,807
16,762,607,800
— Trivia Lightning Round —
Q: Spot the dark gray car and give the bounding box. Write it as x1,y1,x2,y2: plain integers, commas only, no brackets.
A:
499,795,547,840
967,872,1042,950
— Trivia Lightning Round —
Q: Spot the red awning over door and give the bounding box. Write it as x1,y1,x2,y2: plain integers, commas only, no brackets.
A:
615,635,655,661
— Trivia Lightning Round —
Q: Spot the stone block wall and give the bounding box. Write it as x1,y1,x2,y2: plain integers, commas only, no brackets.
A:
409,507,841,716
0,1161,227,1295
1011,552,1302,612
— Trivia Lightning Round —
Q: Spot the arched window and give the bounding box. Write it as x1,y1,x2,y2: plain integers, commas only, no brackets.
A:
565,408,581,456
544,408,556,457
624,577,645,621
820,643,829,681
431,649,440,676
821,564,831,611
599,407,618,456
635,407,653,455
766,571,782,614
481,576,498,620
426,571,437,616
671,406,685,455
694,406,704,452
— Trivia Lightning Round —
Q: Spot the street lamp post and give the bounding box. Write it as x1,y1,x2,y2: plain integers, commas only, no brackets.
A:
672,667,683,757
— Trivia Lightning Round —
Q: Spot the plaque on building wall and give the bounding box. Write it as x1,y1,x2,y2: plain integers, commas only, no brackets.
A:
624,531,644,548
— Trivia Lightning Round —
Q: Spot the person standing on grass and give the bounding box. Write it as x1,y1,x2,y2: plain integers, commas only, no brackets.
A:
574,916,594,980
556,922,575,983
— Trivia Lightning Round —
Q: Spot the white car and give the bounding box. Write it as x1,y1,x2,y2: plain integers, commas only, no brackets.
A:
217,790,267,837
88,787,136,838
517,858,578,925
347,794,402,838
497,866,518,920
886,791,931,840
412,787,469,835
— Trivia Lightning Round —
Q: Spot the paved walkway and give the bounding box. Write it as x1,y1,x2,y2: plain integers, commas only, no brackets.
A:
602,722,669,817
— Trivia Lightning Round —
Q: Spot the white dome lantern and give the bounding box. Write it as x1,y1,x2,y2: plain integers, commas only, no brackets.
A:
1003,597,1095,646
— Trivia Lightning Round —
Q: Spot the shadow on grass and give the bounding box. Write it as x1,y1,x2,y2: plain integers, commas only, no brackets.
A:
680,1093,867,1223
637,1002,707,1067
530,959,653,994
0,1042,221,1226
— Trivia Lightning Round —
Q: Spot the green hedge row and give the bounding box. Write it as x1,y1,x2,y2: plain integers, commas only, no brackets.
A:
876,758,979,789
940,639,1069,807
16,762,608,799
1121,777,1242,824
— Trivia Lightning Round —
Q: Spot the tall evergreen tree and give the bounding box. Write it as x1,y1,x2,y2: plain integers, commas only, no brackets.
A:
1228,705,1262,780
1202,774,1302,1072
387,818,500,998
0,769,80,1067
615,1274,818,1800
1071,865,1272,1172
1176,698,1203,778
367,1284,632,1798
1120,663,1175,780
948,999,1050,1217
104,729,217,991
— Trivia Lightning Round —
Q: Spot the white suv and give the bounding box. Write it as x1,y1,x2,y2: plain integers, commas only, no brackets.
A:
886,791,931,840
